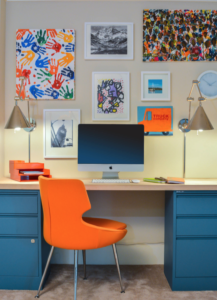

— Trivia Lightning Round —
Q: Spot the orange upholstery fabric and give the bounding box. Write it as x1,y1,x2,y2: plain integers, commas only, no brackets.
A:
83,217,127,230
39,177,127,250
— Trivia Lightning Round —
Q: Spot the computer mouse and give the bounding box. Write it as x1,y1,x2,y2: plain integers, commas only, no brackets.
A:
131,180,140,183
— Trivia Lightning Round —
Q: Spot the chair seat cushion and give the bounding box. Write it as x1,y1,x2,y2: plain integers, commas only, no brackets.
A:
83,217,127,230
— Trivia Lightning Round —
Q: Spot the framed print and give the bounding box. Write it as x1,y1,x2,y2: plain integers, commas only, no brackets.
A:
92,72,130,121
141,71,170,101
143,9,217,62
43,109,80,158
16,29,75,100
85,22,134,60
137,106,173,136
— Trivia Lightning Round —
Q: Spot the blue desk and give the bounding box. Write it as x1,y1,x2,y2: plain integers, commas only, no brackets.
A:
1,178,217,291
165,191,217,291
0,189,50,290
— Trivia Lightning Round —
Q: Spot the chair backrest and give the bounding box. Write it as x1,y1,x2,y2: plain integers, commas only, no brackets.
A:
39,177,91,248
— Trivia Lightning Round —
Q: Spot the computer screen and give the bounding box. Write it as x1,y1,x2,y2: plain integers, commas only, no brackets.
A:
78,124,144,177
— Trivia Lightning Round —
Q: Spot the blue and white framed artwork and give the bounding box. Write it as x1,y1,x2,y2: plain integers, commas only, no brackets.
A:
141,71,170,101
137,106,173,136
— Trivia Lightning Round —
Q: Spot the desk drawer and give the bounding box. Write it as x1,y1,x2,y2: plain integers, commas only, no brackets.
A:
176,193,217,215
0,237,39,277
177,217,217,236
0,217,38,235
0,193,38,214
176,238,217,278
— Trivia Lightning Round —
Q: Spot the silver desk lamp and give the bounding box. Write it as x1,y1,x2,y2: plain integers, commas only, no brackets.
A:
5,76,36,163
178,80,214,178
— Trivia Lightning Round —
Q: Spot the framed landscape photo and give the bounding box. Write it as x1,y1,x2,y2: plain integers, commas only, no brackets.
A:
85,22,134,60
141,71,170,101
43,109,80,158
92,72,130,121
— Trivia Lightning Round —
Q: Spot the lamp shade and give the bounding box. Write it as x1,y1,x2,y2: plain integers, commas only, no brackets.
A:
188,105,214,131
5,104,31,129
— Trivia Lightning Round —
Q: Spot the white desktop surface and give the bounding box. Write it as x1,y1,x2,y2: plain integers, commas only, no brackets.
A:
0,177,217,191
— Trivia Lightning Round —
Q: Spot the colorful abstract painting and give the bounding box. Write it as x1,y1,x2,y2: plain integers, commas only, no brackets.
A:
16,29,75,100
143,10,217,62
97,79,124,114
92,72,130,121
137,106,173,136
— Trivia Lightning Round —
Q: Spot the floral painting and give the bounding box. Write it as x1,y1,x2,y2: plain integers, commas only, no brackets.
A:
16,29,75,100
143,10,217,62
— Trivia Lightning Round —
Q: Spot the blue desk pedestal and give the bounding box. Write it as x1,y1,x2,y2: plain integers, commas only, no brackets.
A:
0,190,50,290
165,191,217,291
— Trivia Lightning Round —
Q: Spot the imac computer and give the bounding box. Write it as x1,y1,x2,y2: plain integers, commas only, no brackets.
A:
78,124,144,180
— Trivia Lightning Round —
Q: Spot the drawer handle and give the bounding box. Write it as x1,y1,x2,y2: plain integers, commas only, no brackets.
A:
31,239,35,243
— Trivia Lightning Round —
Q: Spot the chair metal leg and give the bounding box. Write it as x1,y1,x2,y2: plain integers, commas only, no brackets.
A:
82,250,87,280
112,244,125,293
35,246,54,298
74,250,78,300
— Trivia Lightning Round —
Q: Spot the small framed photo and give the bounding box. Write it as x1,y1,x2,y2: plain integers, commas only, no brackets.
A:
92,72,130,121
84,22,134,60
43,109,80,158
141,71,171,101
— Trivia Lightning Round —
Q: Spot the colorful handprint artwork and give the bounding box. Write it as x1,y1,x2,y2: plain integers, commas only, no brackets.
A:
16,29,75,100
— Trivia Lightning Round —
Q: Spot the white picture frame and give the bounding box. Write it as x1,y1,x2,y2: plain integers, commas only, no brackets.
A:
92,72,130,121
141,71,171,101
84,22,134,60
43,109,80,158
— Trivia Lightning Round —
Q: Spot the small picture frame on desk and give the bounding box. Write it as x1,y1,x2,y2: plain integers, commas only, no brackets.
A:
43,109,80,158
141,71,171,101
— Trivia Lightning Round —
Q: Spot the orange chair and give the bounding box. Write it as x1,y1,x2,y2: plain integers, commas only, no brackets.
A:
35,177,127,299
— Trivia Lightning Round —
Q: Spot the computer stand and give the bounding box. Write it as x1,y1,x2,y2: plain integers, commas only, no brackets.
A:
102,172,119,179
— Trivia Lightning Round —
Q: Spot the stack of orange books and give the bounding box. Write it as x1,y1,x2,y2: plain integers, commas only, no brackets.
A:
167,177,185,184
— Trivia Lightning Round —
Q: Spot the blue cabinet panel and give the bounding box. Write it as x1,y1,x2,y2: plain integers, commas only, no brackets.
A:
0,190,51,290
165,191,217,291
0,193,38,214
176,194,217,215
0,276,41,290
177,217,217,236
176,238,217,278
173,277,217,291
0,238,39,276
0,217,38,235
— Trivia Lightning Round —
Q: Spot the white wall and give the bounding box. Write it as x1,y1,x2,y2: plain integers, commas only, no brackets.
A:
0,0,5,179
4,1,217,264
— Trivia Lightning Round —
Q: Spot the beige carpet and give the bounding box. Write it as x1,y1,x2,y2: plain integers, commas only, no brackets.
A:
1,265,217,300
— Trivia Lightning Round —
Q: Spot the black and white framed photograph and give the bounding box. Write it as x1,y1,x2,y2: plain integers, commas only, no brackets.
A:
141,72,171,101
43,109,80,158
84,22,134,60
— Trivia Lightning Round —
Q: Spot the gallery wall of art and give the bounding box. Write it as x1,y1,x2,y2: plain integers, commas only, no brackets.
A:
5,1,217,179
3,1,217,265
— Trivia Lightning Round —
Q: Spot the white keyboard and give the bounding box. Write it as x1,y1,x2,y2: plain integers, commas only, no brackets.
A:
92,179,130,183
